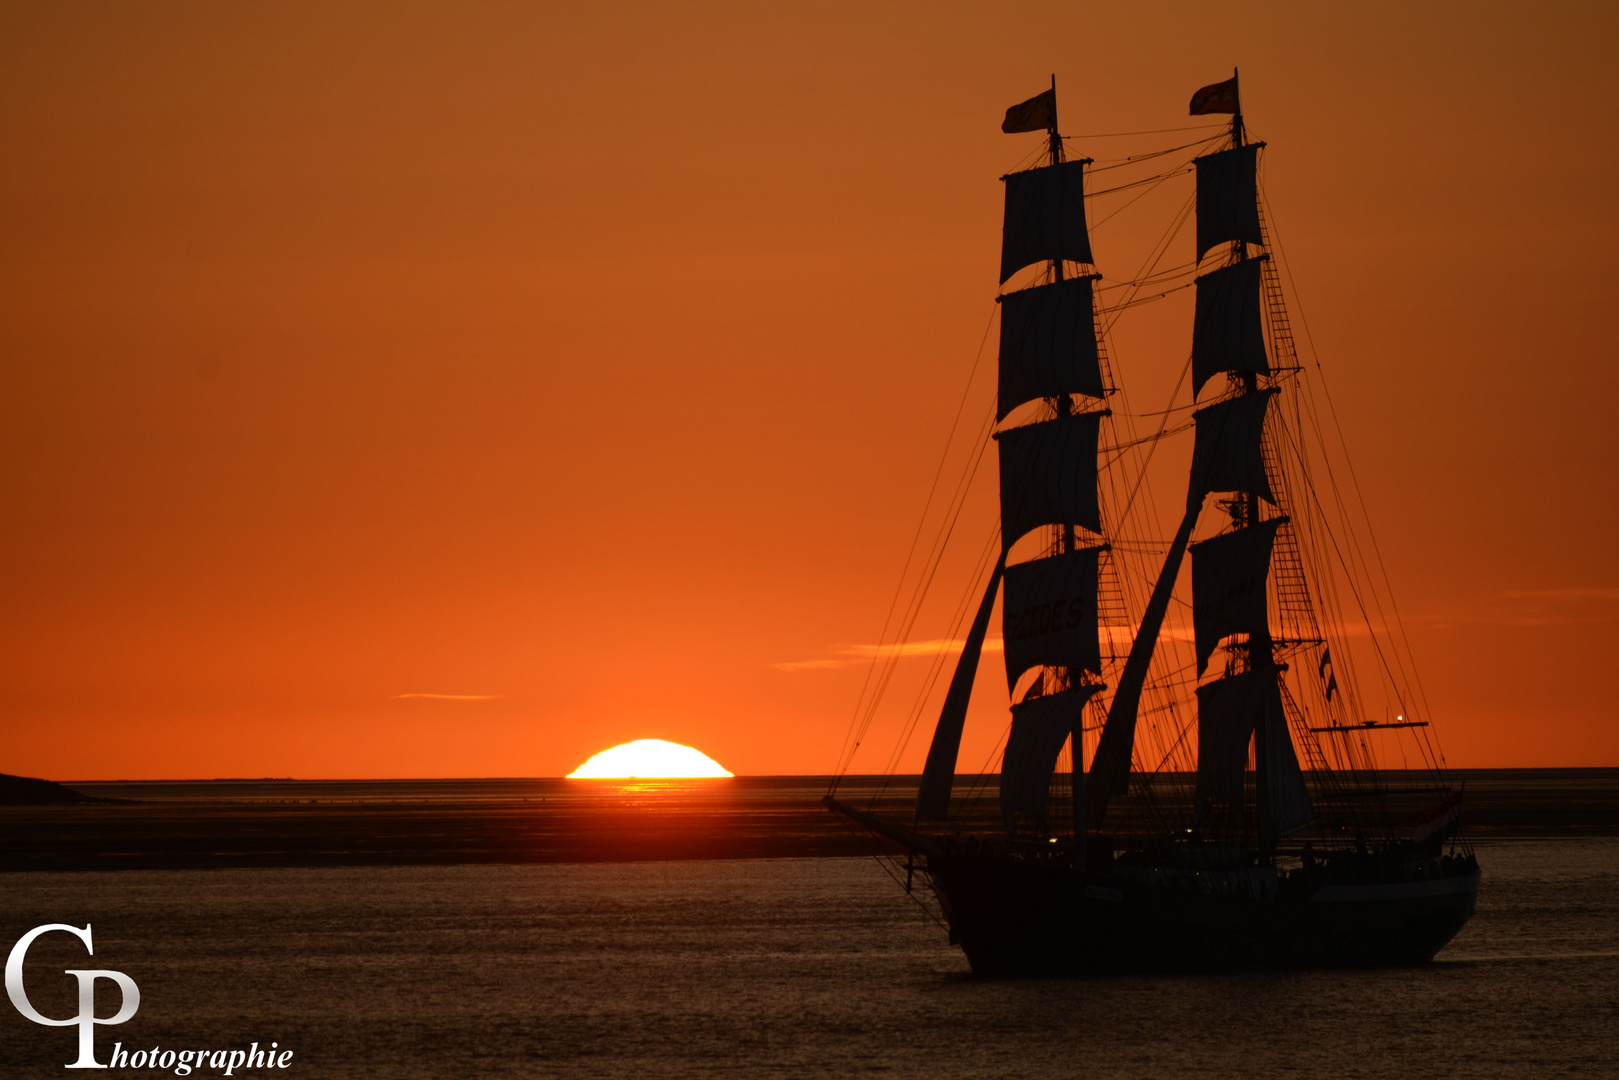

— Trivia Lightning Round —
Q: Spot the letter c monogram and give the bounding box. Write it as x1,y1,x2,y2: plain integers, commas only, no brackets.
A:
6,924,140,1069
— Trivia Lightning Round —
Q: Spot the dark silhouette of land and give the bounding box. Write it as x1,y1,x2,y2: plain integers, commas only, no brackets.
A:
1,770,1615,872
0,772,112,806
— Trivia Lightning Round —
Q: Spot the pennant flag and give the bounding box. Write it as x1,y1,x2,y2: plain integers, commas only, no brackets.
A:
1189,76,1239,115
1409,790,1463,843
1317,648,1332,678
1324,673,1337,702
1003,88,1056,134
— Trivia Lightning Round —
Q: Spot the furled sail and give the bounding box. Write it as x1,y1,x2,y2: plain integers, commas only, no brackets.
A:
915,553,1007,823
1000,160,1093,284
1002,545,1102,690
1191,257,1269,398
1194,143,1262,260
998,276,1105,419
1194,666,1313,834
1190,388,1275,503
1190,517,1283,674
1000,684,1103,833
997,411,1104,548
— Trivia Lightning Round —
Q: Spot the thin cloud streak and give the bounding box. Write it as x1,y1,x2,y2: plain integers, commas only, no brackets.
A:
840,638,1006,659
773,637,1003,672
392,693,501,701
1415,587,1619,629
774,619,1386,672
1497,587,1619,601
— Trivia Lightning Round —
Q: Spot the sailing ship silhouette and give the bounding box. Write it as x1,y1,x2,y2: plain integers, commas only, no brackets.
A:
828,73,1479,975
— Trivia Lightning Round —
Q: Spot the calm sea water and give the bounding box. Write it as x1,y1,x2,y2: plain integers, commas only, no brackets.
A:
2,840,1615,1078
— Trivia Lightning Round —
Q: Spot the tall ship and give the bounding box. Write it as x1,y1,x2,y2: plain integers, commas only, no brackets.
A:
826,73,1479,975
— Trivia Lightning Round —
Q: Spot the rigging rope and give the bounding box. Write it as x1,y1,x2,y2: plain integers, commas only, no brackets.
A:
1068,123,1228,140
830,304,998,789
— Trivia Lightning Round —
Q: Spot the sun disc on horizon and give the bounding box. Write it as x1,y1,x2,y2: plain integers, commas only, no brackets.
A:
567,739,733,779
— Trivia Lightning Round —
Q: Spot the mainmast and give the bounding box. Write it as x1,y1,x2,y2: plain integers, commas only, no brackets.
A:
1088,71,1313,851
1227,68,1276,850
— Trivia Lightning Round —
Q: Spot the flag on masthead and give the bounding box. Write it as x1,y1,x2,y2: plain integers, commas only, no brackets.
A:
1002,88,1056,133
1189,75,1239,115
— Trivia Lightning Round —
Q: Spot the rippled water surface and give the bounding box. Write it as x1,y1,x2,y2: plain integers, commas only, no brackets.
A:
2,840,1615,1078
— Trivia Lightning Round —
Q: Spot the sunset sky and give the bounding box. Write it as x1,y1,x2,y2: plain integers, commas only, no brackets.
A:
2,2,1615,779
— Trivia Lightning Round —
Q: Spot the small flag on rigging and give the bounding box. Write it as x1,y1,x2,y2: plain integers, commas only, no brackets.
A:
1319,648,1337,702
1189,76,1239,115
1002,88,1056,134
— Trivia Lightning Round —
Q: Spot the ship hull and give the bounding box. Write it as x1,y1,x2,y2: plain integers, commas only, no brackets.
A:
924,852,1480,976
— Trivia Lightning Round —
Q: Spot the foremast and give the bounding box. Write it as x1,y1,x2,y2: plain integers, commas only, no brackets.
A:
916,78,1112,852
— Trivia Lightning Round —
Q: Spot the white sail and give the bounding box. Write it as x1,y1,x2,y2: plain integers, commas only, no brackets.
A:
1262,698,1314,835
1000,160,1093,283
1194,143,1262,260
1195,668,1270,805
996,411,1103,548
1000,685,1103,834
1190,388,1275,503
1192,257,1269,398
915,554,1007,823
1002,545,1102,690
1194,667,1313,834
998,276,1105,419
1190,517,1282,674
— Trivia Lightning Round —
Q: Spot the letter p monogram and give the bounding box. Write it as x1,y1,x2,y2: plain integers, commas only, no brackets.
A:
6,924,140,1069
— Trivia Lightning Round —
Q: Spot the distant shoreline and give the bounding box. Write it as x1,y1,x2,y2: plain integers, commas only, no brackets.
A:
47,767,1619,785
5,771,1616,873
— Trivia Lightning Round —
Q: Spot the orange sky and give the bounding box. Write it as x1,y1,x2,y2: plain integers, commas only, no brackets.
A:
2,2,1615,779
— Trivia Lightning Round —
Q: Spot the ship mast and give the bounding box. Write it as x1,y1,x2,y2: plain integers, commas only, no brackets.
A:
1228,68,1277,854
1041,75,1087,845
1088,68,1317,856
915,77,1108,842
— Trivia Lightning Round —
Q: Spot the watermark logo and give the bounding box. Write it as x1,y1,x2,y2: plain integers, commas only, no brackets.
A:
6,923,139,1070
7,923,292,1074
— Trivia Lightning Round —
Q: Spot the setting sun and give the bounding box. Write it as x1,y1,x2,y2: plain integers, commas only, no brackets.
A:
567,739,733,779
